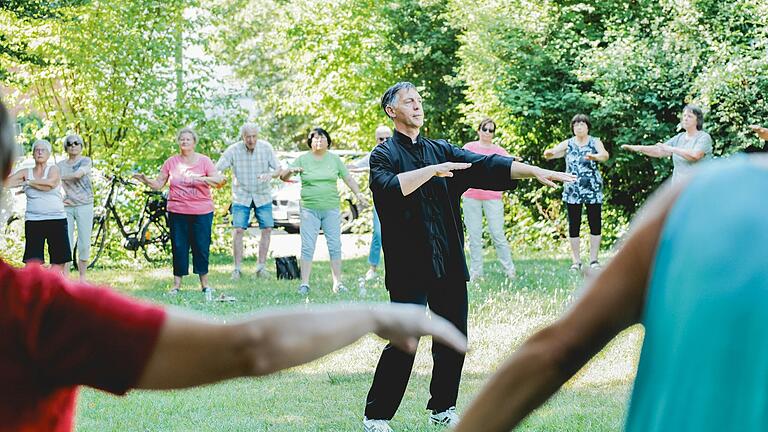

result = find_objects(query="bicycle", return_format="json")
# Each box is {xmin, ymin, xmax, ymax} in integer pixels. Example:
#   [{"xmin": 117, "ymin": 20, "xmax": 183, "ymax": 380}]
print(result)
[{"xmin": 76, "ymin": 175, "xmax": 171, "ymax": 268}]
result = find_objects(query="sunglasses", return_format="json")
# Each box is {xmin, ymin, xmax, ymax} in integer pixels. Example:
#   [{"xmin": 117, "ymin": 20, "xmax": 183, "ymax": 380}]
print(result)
[
  {"xmin": 65, "ymin": 141, "xmax": 81, "ymax": 147},
  {"xmin": 481, "ymin": 127, "xmax": 495, "ymax": 133}
]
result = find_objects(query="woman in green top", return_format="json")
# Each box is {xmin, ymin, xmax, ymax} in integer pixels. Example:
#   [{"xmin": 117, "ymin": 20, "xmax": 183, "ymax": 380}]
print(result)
[
  {"xmin": 281, "ymin": 127, "xmax": 365, "ymax": 295},
  {"xmin": 452, "ymin": 154, "xmax": 768, "ymax": 432}
]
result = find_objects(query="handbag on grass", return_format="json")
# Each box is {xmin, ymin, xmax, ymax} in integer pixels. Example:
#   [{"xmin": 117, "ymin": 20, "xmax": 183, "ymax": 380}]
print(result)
[{"xmin": 275, "ymin": 256, "xmax": 300, "ymax": 280}]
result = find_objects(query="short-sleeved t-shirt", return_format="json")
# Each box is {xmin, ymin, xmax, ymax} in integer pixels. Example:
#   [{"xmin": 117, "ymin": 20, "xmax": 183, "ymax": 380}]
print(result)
[
  {"xmin": 666, "ymin": 131, "xmax": 713, "ymax": 184},
  {"xmin": 215, "ymin": 140, "xmax": 279, "ymax": 207},
  {"xmin": 462, "ymin": 141, "xmax": 510, "ymax": 201},
  {"xmin": 0, "ymin": 261, "xmax": 166, "ymax": 432},
  {"xmin": 57, "ymin": 157, "xmax": 94, "ymax": 206},
  {"xmin": 161, "ymin": 154, "xmax": 216, "ymax": 215},
  {"xmin": 290, "ymin": 151, "xmax": 348, "ymax": 210}
]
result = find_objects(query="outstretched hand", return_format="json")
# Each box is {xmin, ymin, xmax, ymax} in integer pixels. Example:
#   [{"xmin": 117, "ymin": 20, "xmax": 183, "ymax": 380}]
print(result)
[
  {"xmin": 533, "ymin": 168, "xmax": 576, "ymax": 188},
  {"xmin": 749, "ymin": 125, "xmax": 768, "ymax": 140},
  {"xmin": 433, "ymin": 162, "xmax": 472, "ymax": 178},
  {"xmin": 372, "ymin": 304, "xmax": 468, "ymax": 354},
  {"xmin": 132, "ymin": 173, "xmax": 147, "ymax": 183}
]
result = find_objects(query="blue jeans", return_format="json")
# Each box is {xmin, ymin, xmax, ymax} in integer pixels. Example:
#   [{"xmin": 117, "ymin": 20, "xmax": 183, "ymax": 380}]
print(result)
[
  {"xmin": 168, "ymin": 211, "xmax": 213, "ymax": 277},
  {"xmin": 300, "ymin": 207, "xmax": 342, "ymax": 261},
  {"xmin": 369, "ymin": 206, "xmax": 382, "ymax": 267},
  {"xmin": 232, "ymin": 201, "xmax": 274, "ymax": 229}
]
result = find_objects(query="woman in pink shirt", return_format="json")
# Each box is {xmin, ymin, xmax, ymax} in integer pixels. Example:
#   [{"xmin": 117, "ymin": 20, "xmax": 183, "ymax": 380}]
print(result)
[
  {"xmin": 134, "ymin": 127, "xmax": 223, "ymax": 296},
  {"xmin": 462, "ymin": 118, "xmax": 517, "ymax": 280}
]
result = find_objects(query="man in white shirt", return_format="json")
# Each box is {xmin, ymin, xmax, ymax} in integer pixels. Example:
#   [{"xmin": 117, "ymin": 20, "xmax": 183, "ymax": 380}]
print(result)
[{"xmin": 216, "ymin": 123, "xmax": 280, "ymax": 279}]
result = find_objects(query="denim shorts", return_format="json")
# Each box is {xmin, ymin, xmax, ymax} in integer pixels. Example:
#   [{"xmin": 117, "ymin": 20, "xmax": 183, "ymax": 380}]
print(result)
[{"xmin": 232, "ymin": 202, "xmax": 274, "ymax": 229}]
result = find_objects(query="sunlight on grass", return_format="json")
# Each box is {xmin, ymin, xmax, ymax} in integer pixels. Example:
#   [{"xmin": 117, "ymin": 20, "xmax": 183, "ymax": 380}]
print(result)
[{"xmin": 76, "ymin": 252, "xmax": 639, "ymax": 431}]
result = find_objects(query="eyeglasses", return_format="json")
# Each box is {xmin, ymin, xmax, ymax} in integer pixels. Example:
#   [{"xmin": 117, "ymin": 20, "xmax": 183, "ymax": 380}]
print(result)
[
  {"xmin": 481, "ymin": 127, "xmax": 495, "ymax": 133},
  {"xmin": 65, "ymin": 141, "xmax": 81, "ymax": 147},
  {"xmin": 376, "ymin": 136, "xmax": 391, "ymax": 143}
]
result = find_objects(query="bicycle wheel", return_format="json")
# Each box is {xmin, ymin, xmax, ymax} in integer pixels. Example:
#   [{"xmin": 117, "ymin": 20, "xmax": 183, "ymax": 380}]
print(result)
[
  {"xmin": 83, "ymin": 215, "xmax": 109, "ymax": 269},
  {"xmin": 140, "ymin": 215, "xmax": 170, "ymax": 263}
]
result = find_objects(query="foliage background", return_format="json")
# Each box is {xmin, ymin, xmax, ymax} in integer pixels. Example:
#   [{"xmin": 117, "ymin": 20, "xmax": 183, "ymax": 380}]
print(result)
[{"xmin": 2, "ymin": 0, "xmax": 768, "ymax": 260}]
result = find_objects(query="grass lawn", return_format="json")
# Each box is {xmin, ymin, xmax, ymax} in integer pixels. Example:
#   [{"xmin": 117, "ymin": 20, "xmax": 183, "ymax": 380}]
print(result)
[{"xmin": 75, "ymin": 252, "xmax": 643, "ymax": 431}]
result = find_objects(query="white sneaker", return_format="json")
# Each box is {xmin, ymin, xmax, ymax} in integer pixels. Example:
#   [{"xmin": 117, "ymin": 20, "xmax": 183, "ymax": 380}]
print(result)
[
  {"xmin": 231, "ymin": 269, "xmax": 241, "ymax": 280},
  {"xmin": 429, "ymin": 407, "xmax": 459, "ymax": 426},
  {"xmin": 365, "ymin": 268, "xmax": 377, "ymax": 281},
  {"xmin": 255, "ymin": 266, "xmax": 269, "ymax": 278},
  {"xmin": 363, "ymin": 417, "xmax": 393, "ymax": 432}
]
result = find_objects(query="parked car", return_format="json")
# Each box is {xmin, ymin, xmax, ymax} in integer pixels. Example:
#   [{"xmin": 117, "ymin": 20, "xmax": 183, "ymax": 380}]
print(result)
[{"xmin": 272, "ymin": 150, "xmax": 366, "ymax": 233}]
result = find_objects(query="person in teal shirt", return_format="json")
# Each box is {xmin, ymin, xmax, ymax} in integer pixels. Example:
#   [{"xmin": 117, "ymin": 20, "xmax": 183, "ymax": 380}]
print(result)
[
  {"xmin": 281, "ymin": 127, "xmax": 365, "ymax": 295},
  {"xmin": 450, "ymin": 154, "xmax": 768, "ymax": 432}
]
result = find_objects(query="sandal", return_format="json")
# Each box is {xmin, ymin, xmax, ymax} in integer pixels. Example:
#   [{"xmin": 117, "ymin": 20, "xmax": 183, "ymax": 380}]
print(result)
[{"xmin": 589, "ymin": 260, "xmax": 601, "ymax": 269}]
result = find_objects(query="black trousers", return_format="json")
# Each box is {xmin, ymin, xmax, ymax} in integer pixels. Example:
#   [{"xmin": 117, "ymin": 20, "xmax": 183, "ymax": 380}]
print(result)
[
  {"xmin": 364, "ymin": 276, "xmax": 468, "ymax": 420},
  {"xmin": 566, "ymin": 202, "xmax": 602, "ymax": 238}
]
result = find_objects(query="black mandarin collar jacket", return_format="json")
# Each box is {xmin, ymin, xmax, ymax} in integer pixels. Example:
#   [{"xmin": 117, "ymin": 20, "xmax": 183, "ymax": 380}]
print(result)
[{"xmin": 370, "ymin": 129, "xmax": 517, "ymax": 283}]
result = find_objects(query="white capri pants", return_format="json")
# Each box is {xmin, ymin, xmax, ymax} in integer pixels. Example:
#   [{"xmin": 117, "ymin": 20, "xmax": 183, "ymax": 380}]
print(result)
[{"xmin": 66, "ymin": 203, "xmax": 94, "ymax": 261}]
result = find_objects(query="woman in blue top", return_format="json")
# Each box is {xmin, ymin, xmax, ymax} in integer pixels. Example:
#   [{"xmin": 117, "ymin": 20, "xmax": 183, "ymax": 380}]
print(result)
[
  {"xmin": 544, "ymin": 114, "xmax": 609, "ymax": 270},
  {"xmin": 453, "ymin": 154, "xmax": 768, "ymax": 432}
]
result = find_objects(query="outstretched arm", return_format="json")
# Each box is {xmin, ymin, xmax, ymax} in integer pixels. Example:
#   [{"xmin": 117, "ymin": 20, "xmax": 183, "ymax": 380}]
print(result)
[
  {"xmin": 585, "ymin": 139, "xmax": 610, "ymax": 162},
  {"xmin": 658, "ymin": 144, "xmax": 704, "ymax": 162},
  {"xmin": 510, "ymin": 161, "xmax": 576, "ymax": 187},
  {"xmin": 453, "ymin": 179, "xmax": 686, "ymax": 432},
  {"xmin": 621, "ymin": 144, "xmax": 670, "ymax": 158},
  {"xmin": 133, "ymin": 172, "xmax": 168, "ymax": 191},
  {"xmin": 396, "ymin": 162, "xmax": 472, "ymax": 196},
  {"xmin": 543, "ymin": 140, "xmax": 568, "ymax": 160},
  {"xmin": 136, "ymin": 303, "xmax": 468, "ymax": 389}
]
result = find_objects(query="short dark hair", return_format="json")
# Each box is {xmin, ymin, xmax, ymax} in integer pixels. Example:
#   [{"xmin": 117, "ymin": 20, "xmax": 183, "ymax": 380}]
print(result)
[
  {"xmin": 381, "ymin": 82, "xmax": 416, "ymax": 119},
  {"xmin": 478, "ymin": 118, "xmax": 496, "ymax": 131},
  {"xmin": 307, "ymin": 127, "xmax": 332, "ymax": 149},
  {"xmin": 683, "ymin": 104, "xmax": 704, "ymax": 130},
  {"xmin": 570, "ymin": 114, "xmax": 591, "ymax": 133}
]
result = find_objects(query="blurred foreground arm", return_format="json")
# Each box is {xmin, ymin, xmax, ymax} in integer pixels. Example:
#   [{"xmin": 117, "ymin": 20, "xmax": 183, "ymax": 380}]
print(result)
[
  {"xmin": 749, "ymin": 125, "xmax": 768, "ymax": 140},
  {"xmin": 137, "ymin": 303, "xmax": 467, "ymax": 390},
  {"xmin": 453, "ymin": 179, "xmax": 685, "ymax": 432}
]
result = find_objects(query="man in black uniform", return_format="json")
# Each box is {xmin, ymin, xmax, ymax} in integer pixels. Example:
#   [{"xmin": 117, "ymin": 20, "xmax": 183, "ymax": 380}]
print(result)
[{"xmin": 362, "ymin": 82, "xmax": 576, "ymax": 432}]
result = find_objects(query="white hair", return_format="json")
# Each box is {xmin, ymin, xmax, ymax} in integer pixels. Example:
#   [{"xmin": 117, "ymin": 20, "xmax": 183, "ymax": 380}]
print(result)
[
  {"xmin": 32, "ymin": 139, "xmax": 52, "ymax": 153},
  {"xmin": 240, "ymin": 122, "xmax": 260, "ymax": 138}
]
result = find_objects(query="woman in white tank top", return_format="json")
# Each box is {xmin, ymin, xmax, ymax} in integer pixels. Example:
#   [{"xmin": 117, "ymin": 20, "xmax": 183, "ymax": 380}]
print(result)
[{"xmin": 6, "ymin": 139, "xmax": 71, "ymax": 273}]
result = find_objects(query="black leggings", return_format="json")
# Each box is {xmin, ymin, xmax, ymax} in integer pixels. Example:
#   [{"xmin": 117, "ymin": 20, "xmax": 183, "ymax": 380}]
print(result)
[{"xmin": 566, "ymin": 203, "xmax": 601, "ymax": 238}]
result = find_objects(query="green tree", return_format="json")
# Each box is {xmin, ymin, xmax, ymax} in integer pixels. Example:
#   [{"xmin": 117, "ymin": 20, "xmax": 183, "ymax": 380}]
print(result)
[{"xmin": 210, "ymin": 0, "xmax": 468, "ymax": 150}]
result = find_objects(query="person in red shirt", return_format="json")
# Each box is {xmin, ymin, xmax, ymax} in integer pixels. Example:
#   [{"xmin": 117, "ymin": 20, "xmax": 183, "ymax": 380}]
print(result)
[{"xmin": 0, "ymin": 101, "xmax": 467, "ymax": 432}]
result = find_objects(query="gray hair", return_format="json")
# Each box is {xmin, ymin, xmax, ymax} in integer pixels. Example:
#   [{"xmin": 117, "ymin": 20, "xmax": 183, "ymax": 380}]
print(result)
[
  {"xmin": 64, "ymin": 133, "xmax": 84, "ymax": 148},
  {"xmin": 381, "ymin": 82, "xmax": 416, "ymax": 119},
  {"xmin": 176, "ymin": 127, "xmax": 198, "ymax": 144},
  {"xmin": 32, "ymin": 139, "xmax": 52, "ymax": 153},
  {"xmin": 375, "ymin": 124, "xmax": 392, "ymax": 135},
  {"xmin": 240, "ymin": 122, "xmax": 260, "ymax": 138}
]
